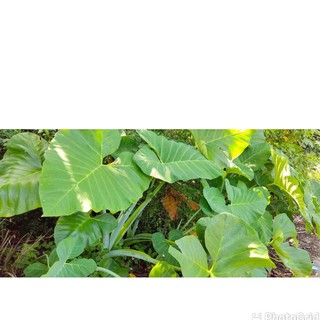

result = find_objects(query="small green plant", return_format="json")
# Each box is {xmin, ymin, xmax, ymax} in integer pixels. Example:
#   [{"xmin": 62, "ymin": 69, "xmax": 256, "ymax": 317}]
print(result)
[
  {"xmin": 1, "ymin": 129, "xmax": 319, "ymax": 277},
  {"xmin": 0, "ymin": 224, "xmax": 52, "ymax": 277}
]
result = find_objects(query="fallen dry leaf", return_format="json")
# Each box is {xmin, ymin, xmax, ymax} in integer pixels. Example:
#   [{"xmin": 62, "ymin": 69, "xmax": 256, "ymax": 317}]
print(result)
[{"xmin": 162, "ymin": 193, "xmax": 180, "ymax": 221}]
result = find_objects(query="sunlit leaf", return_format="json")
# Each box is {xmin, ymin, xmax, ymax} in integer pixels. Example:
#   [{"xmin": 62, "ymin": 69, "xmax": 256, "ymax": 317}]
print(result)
[
  {"xmin": 149, "ymin": 261, "xmax": 178, "ymax": 277},
  {"xmin": 39, "ymin": 130, "xmax": 151, "ymax": 216},
  {"xmin": 168, "ymin": 236, "xmax": 209, "ymax": 277},
  {"xmin": 169, "ymin": 213, "xmax": 274, "ymax": 277},
  {"xmin": 270, "ymin": 149, "xmax": 311, "ymax": 230},
  {"xmin": 191, "ymin": 129, "xmax": 255, "ymax": 167},
  {"xmin": 133, "ymin": 130, "xmax": 223, "ymax": 183},
  {"xmin": 205, "ymin": 213, "xmax": 275, "ymax": 277},
  {"xmin": 43, "ymin": 258, "xmax": 96, "ymax": 277}
]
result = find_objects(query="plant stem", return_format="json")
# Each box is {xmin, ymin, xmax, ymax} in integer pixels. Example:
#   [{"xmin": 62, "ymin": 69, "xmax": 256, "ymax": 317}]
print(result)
[
  {"xmin": 104, "ymin": 249, "xmax": 159, "ymax": 265},
  {"xmin": 104, "ymin": 248, "xmax": 181, "ymax": 271},
  {"xmin": 183, "ymin": 224, "xmax": 197, "ymax": 235},
  {"xmin": 96, "ymin": 267, "xmax": 121, "ymax": 278},
  {"xmin": 180, "ymin": 209, "xmax": 201, "ymax": 232},
  {"xmin": 111, "ymin": 180, "xmax": 165, "ymax": 249}
]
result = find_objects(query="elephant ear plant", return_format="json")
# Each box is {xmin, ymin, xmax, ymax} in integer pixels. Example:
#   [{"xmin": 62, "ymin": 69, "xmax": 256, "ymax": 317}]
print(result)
[{"xmin": 0, "ymin": 129, "xmax": 319, "ymax": 277}]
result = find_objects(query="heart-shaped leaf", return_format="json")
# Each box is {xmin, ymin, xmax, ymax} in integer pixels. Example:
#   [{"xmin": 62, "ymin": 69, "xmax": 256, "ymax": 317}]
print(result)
[
  {"xmin": 203, "ymin": 180, "xmax": 269, "ymax": 226},
  {"xmin": 133, "ymin": 130, "xmax": 223, "ymax": 183},
  {"xmin": 191, "ymin": 129, "xmax": 255, "ymax": 167},
  {"xmin": 39, "ymin": 130, "xmax": 151, "ymax": 216},
  {"xmin": 43, "ymin": 258, "xmax": 97, "ymax": 277},
  {"xmin": 54, "ymin": 212, "xmax": 117, "ymax": 245},
  {"xmin": 238, "ymin": 142, "xmax": 271, "ymax": 172},
  {"xmin": 273, "ymin": 243, "xmax": 312, "ymax": 277},
  {"xmin": 169, "ymin": 213, "xmax": 274, "ymax": 277},
  {"xmin": 168, "ymin": 235, "xmax": 209, "ymax": 277},
  {"xmin": 42, "ymin": 235, "xmax": 97, "ymax": 277},
  {"xmin": 56, "ymin": 235, "xmax": 86, "ymax": 261},
  {"xmin": 205, "ymin": 213, "xmax": 275, "ymax": 277}
]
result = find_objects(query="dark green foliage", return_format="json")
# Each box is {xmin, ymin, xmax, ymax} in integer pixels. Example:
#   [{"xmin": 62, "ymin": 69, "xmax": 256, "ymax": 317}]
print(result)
[{"xmin": 0, "ymin": 128, "xmax": 319, "ymax": 277}]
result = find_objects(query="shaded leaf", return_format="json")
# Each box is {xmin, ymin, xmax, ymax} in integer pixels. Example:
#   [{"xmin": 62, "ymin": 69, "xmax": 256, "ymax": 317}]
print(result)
[
  {"xmin": 274, "ymin": 243, "xmax": 312, "ymax": 277},
  {"xmin": 304, "ymin": 179, "xmax": 320, "ymax": 236},
  {"xmin": 24, "ymin": 262, "xmax": 48, "ymax": 277},
  {"xmin": 0, "ymin": 133, "xmax": 48, "ymax": 217},
  {"xmin": 168, "ymin": 229, "xmax": 184, "ymax": 241},
  {"xmin": 226, "ymin": 158, "xmax": 254, "ymax": 181},
  {"xmin": 253, "ymin": 211, "xmax": 273, "ymax": 244},
  {"xmin": 152, "ymin": 232, "xmax": 179, "ymax": 266},
  {"xmin": 56, "ymin": 235, "xmax": 86, "ymax": 261},
  {"xmin": 203, "ymin": 180, "xmax": 269, "ymax": 226},
  {"xmin": 272, "ymin": 213, "xmax": 297, "ymax": 243},
  {"xmin": 238, "ymin": 142, "xmax": 271, "ymax": 172},
  {"xmin": 54, "ymin": 212, "xmax": 117, "ymax": 245}
]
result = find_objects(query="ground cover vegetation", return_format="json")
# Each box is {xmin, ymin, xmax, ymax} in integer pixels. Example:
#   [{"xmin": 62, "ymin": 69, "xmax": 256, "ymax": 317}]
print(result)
[{"xmin": 0, "ymin": 129, "xmax": 320, "ymax": 277}]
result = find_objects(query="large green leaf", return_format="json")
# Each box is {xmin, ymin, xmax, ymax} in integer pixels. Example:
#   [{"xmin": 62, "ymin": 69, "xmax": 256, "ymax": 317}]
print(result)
[
  {"xmin": 270, "ymin": 149, "xmax": 310, "ymax": 226},
  {"xmin": 169, "ymin": 213, "xmax": 275, "ymax": 277},
  {"xmin": 133, "ymin": 130, "xmax": 223, "ymax": 183},
  {"xmin": 225, "ymin": 158, "xmax": 254, "ymax": 181},
  {"xmin": 270, "ymin": 213, "xmax": 312, "ymax": 277},
  {"xmin": 304, "ymin": 179, "xmax": 320, "ymax": 236},
  {"xmin": 54, "ymin": 212, "xmax": 117, "ymax": 245},
  {"xmin": 274, "ymin": 243, "xmax": 312, "ymax": 277},
  {"xmin": 56, "ymin": 235, "xmax": 86, "ymax": 261},
  {"xmin": 0, "ymin": 133, "xmax": 48, "ymax": 217},
  {"xmin": 152, "ymin": 232, "xmax": 179, "ymax": 266},
  {"xmin": 249, "ymin": 129, "xmax": 267, "ymax": 145},
  {"xmin": 42, "ymin": 235, "xmax": 97, "ymax": 277},
  {"xmin": 237, "ymin": 142, "xmax": 271, "ymax": 172},
  {"xmin": 253, "ymin": 211, "xmax": 273, "ymax": 244},
  {"xmin": 205, "ymin": 213, "xmax": 275, "ymax": 277},
  {"xmin": 191, "ymin": 129, "xmax": 255, "ymax": 167},
  {"xmin": 43, "ymin": 258, "xmax": 97, "ymax": 277},
  {"xmin": 272, "ymin": 213, "xmax": 297, "ymax": 243},
  {"xmin": 24, "ymin": 262, "xmax": 48, "ymax": 277},
  {"xmin": 39, "ymin": 130, "xmax": 151, "ymax": 216},
  {"xmin": 168, "ymin": 236, "xmax": 209, "ymax": 277},
  {"xmin": 203, "ymin": 180, "xmax": 269, "ymax": 226}
]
